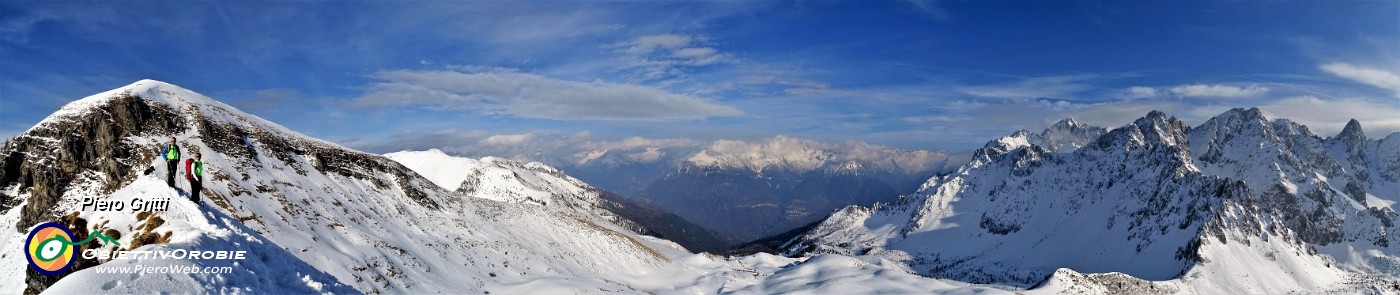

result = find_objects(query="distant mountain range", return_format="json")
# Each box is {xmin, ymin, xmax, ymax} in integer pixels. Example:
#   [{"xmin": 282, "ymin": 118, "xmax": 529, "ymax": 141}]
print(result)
[{"xmin": 787, "ymin": 108, "xmax": 1400, "ymax": 293}]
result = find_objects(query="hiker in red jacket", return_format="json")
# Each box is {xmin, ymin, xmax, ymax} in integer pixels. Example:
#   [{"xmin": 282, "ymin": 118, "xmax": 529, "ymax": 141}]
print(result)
[{"xmin": 185, "ymin": 151, "xmax": 204, "ymax": 203}]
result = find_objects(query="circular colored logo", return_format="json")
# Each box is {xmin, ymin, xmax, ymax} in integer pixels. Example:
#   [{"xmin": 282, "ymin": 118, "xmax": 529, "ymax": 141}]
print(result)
[{"xmin": 25, "ymin": 222, "xmax": 76, "ymax": 276}]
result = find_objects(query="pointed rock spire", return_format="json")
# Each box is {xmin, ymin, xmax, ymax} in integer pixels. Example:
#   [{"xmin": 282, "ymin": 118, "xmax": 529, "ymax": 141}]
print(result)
[{"xmin": 1338, "ymin": 119, "xmax": 1366, "ymax": 142}]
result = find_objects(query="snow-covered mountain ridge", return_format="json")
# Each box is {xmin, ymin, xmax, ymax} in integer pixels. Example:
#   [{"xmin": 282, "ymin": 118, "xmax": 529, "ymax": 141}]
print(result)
[
  {"xmin": 788, "ymin": 108, "xmax": 1400, "ymax": 293},
  {"xmin": 0, "ymin": 80, "xmax": 685, "ymax": 293}
]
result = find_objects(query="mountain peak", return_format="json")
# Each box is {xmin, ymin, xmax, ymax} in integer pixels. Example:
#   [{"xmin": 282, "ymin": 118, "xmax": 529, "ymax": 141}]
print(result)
[
  {"xmin": 1103, "ymin": 110, "xmax": 1189, "ymax": 149},
  {"xmin": 44, "ymin": 80, "xmax": 218, "ymax": 122},
  {"xmin": 127, "ymin": 78, "xmax": 179, "ymax": 90},
  {"xmin": 1133, "ymin": 110, "xmax": 1171, "ymax": 128},
  {"xmin": 1339, "ymin": 119, "xmax": 1365, "ymax": 140},
  {"xmin": 122, "ymin": 79, "xmax": 221, "ymax": 105},
  {"xmin": 1146, "ymin": 110, "xmax": 1168, "ymax": 120},
  {"xmin": 1051, "ymin": 118, "xmax": 1082, "ymax": 129},
  {"xmin": 1217, "ymin": 107, "xmax": 1268, "ymax": 121}
]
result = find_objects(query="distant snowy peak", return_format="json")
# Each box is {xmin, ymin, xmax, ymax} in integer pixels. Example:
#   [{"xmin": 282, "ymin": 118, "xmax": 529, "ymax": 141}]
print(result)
[
  {"xmin": 384, "ymin": 149, "xmax": 596, "ymax": 206},
  {"xmin": 983, "ymin": 117, "xmax": 1108, "ymax": 155},
  {"xmin": 1040, "ymin": 117, "xmax": 1108, "ymax": 152}
]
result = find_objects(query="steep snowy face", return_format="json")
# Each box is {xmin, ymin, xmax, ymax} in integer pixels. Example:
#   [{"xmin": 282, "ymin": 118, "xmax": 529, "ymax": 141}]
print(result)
[
  {"xmin": 790, "ymin": 108, "xmax": 1400, "ymax": 291},
  {"xmin": 0, "ymin": 80, "xmax": 678, "ymax": 294}
]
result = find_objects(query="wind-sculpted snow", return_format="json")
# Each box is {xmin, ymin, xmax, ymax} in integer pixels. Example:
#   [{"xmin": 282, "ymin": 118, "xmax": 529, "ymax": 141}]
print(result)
[{"xmin": 791, "ymin": 108, "xmax": 1400, "ymax": 293}]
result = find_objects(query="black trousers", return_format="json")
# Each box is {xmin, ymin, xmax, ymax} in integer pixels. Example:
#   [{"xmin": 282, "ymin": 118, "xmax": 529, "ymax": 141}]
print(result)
[
  {"xmin": 189, "ymin": 179, "xmax": 202, "ymax": 203},
  {"xmin": 166, "ymin": 160, "xmax": 178, "ymax": 187}
]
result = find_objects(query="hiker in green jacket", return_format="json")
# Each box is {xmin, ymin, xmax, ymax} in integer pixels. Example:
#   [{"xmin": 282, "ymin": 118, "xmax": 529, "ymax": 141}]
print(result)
[
  {"xmin": 159, "ymin": 137, "xmax": 180, "ymax": 188},
  {"xmin": 185, "ymin": 151, "xmax": 204, "ymax": 203}
]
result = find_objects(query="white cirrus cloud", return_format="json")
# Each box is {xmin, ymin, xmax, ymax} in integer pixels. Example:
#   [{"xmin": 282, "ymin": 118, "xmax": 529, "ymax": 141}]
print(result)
[
  {"xmin": 622, "ymin": 34, "xmax": 695, "ymax": 54},
  {"xmin": 612, "ymin": 34, "xmax": 737, "ymax": 80},
  {"xmin": 1167, "ymin": 84, "xmax": 1269, "ymax": 98},
  {"xmin": 351, "ymin": 68, "xmax": 742, "ymax": 120},
  {"xmin": 1319, "ymin": 62, "xmax": 1400, "ymax": 97},
  {"xmin": 1123, "ymin": 86, "xmax": 1159, "ymax": 99}
]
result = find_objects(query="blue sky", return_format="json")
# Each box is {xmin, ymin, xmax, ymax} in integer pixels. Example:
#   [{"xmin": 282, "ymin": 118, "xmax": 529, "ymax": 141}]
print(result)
[{"xmin": 2, "ymin": 1, "xmax": 1398, "ymax": 153}]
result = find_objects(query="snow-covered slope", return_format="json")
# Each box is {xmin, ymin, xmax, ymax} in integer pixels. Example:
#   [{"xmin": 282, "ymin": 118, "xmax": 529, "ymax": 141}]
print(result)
[{"xmin": 789, "ymin": 109, "xmax": 1400, "ymax": 293}]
